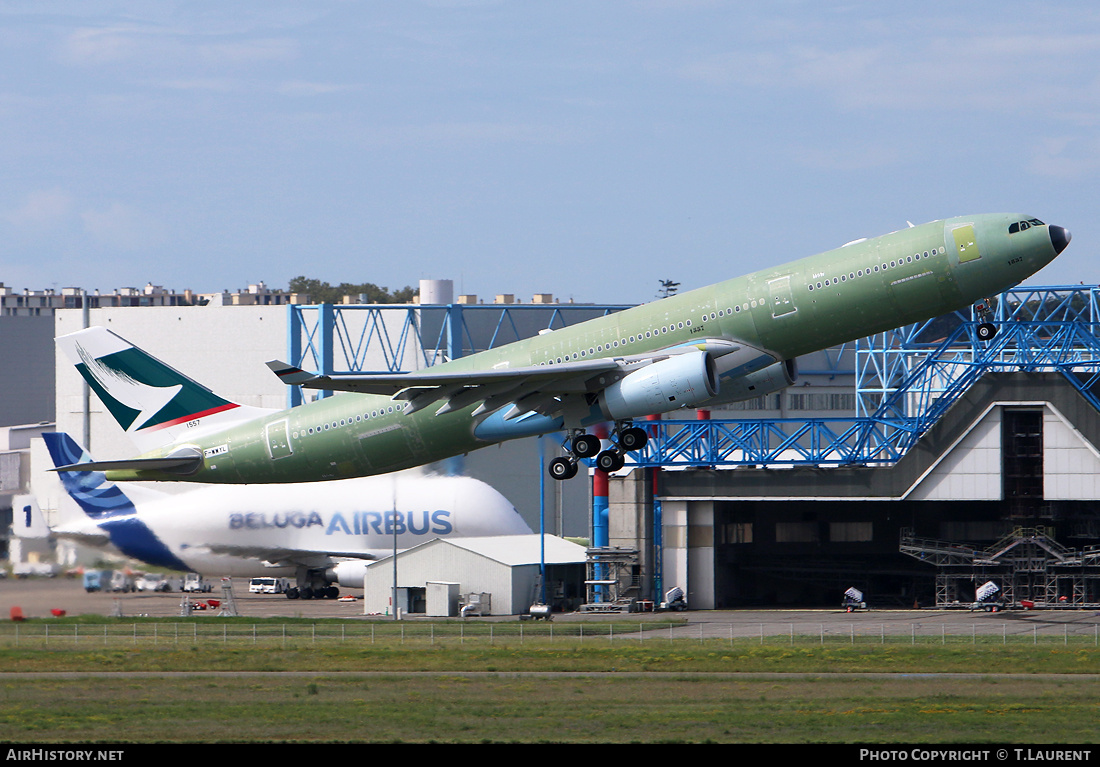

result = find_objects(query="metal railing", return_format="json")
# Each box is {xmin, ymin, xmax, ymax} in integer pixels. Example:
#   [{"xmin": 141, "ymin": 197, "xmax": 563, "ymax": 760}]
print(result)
[{"xmin": 3, "ymin": 619, "xmax": 1098, "ymax": 648}]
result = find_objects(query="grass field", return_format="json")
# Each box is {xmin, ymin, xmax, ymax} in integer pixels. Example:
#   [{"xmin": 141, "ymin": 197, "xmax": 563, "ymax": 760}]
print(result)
[{"xmin": 1, "ymin": 617, "xmax": 1098, "ymax": 743}]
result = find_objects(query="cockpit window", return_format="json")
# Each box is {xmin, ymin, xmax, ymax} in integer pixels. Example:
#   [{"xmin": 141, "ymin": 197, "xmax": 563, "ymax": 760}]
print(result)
[{"xmin": 1009, "ymin": 218, "xmax": 1046, "ymax": 234}]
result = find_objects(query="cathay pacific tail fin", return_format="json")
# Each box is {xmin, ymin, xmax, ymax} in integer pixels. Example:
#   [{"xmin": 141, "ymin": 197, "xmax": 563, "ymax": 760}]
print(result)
[{"xmin": 56, "ymin": 327, "xmax": 274, "ymax": 453}]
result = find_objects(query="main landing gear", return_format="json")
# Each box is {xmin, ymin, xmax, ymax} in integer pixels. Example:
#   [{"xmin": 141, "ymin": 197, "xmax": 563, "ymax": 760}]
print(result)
[
  {"xmin": 547, "ymin": 423, "xmax": 649, "ymax": 481},
  {"xmin": 974, "ymin": 299, "xmax": 998, "ymax": 341}
]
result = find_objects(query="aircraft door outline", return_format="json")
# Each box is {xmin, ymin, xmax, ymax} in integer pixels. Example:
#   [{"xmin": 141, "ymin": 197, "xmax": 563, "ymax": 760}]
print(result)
[
  {"xmin": 951, "ymin": 224, "xmax": 982, "ymax": 263},
  {"xmin": 768, "ymin": 275, "xmax": 797, "ymax": 318},
  {"xmin": 265, "ymin": 419, "xmax": 294, "ymax": 460}
]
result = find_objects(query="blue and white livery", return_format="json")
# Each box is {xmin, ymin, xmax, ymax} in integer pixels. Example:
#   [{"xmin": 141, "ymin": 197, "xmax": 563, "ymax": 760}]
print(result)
[{"xmin": 37, "ymin": 433, "xmax": 531, "ymax": 598}]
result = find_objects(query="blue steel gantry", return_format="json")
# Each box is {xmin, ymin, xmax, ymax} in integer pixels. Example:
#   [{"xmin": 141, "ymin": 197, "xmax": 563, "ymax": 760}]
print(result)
[
  {"xmin": 629, "ymin": 285, "xmax": 1100, "ymax": 469},
  {"xmin": 285, "ymin": 301, "xmax": 631, "ymax": 407}
]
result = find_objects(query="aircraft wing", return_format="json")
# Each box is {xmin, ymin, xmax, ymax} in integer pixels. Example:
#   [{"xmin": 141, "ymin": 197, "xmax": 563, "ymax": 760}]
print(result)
[
  {"xmin": 267, "ymin": 338, "xmax": 744, "ymax": 418},
  {"xmin": 202, "ymin": 542, "xmax": 377, "ymax": 569},
  {"xmin": 52, "ymin": 528, "xmax": 112, "ymax": 548}
]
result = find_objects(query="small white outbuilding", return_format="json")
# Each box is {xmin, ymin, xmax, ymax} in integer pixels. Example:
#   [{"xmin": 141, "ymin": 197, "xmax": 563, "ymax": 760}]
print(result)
[{"xmin": 361, "ymin": 533, "xmax": 587, "ymax": 616}]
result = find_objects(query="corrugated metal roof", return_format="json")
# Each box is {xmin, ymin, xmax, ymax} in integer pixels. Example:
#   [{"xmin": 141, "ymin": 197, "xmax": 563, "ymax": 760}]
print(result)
[{"xmin": 369, "ymin": 533, "xmax": 587, "ymax": 567}]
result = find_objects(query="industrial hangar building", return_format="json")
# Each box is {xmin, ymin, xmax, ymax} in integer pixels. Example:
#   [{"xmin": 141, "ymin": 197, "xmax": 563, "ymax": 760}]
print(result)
[
  {"xmin": 8, "ymin": 282, "xmax": 1100, "ymax": 613},
  {"xmin": 359, "ymin": 534, "xmax": 588, "ymax": 616}
]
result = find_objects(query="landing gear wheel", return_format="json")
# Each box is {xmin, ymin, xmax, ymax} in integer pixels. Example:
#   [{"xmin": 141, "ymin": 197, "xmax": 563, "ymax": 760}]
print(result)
[
  {"xmin": 977, "ymin": 322, "xmax": 997, "ymax": 341},
  {"xmin": 571, "ymin": 433, "xmax": 601, "ymax": 458},
  {"xmin": 596, "ymin": 449, "xmax": 625, "ymax": 472},
  {"xmin": 548, "ymin": 456, "xmax": 579, "ymax": 480},
  {"xmin": 619, "ymin": 426, "xmax": 648, "ymax": 452}
]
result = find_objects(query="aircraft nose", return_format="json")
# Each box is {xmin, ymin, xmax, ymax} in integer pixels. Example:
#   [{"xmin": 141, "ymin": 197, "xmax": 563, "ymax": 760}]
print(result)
[{"xmin": 1049, "ymin": 225, "xmax": 1071, "ymax": 255}]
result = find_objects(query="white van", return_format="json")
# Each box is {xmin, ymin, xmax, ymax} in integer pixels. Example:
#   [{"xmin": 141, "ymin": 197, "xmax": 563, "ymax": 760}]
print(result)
[{"xmin": 248, "ymin": 577, "xmax": 288, "ymax": 594}]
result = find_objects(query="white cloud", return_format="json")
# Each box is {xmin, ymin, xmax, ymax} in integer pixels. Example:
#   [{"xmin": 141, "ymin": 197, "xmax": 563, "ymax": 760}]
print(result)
[
  {"xmin": 1029, "ymin": 135, "xmax": 1100, "ymax": 180},
  {"xmin": 80, "ymin": 202, "xmax": 164, "ymax": 252},
  {"xmin": 4, "ymin": 189, "xmax": 74, "ymax": 229}
]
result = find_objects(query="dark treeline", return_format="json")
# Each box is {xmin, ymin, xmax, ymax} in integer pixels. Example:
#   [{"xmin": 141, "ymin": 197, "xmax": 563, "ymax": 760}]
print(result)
[{"xmin": 287, "ymin": 276, "xmax": 417, "ymax": 304}]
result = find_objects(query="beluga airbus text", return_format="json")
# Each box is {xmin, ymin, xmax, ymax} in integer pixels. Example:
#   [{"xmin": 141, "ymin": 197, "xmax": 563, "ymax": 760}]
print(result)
[{"xmin": 55, "ymin": 213, "xmax": 1070, "ymax": 483}]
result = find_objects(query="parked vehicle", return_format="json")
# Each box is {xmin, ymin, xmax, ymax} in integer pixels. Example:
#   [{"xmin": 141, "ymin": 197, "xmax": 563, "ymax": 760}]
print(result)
[
  {"xmin": 13, "ymin": 562, "xmax": 57, "ymax": 578},
  {"xmin": 135, "ymin": 573, "xmax": 172, "ymax": 592},
  {"xmin": 83, "ymin": 570, "xmax": 110, "ymax": 592},
  {"xmin": 248, "ymin": 577, "xmax": 288, "ymax": 594},
  {"xmin": 109, "ymin": 570, "xmax": 135, "ymax": 593},
  {"xmin": 181, "ymin": 573, "xmax": 212, "ymax": 593}
]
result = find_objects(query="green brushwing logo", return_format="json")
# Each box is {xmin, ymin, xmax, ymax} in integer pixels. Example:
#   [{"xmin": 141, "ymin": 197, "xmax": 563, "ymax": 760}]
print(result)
[{"xmin": 74, "ymin": 343, "xmax": 232, "ymax": 432}]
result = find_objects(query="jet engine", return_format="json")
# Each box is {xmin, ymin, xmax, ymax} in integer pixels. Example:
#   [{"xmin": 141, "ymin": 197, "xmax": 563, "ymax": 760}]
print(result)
[
  {"xmin": 715, "ymin": 358, "xmax": 797, "ymax": 404},
  {"xmin": 329, "ymin": 560, "xmax": 370, "ymax": 589},
  {"xmin": 599, "ymin": 350, "xmax": 718, "ymax": 421}
]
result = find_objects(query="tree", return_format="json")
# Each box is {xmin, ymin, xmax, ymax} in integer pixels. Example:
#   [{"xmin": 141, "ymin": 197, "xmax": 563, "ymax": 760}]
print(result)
[{"xmin": 286, "ymin": 276, "xmax": 417, "ymax": 304}]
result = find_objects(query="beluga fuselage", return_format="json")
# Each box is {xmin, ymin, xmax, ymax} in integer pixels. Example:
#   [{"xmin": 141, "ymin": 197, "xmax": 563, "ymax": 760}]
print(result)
[{"xmin": 56, "ymin": 213, "xmax": 1070, "ymax": 483}]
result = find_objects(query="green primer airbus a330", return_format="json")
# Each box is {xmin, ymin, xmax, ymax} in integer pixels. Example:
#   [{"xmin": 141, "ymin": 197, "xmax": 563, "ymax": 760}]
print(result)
[{"xmin": 55, "ymin": 213, "xmax": 1070, "ymax": 483}]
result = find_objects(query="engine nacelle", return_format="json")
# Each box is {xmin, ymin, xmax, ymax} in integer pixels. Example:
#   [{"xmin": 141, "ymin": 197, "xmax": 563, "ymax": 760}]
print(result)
[
  {"xmin": 599, "ymin": 351, "xmax": 718, "ymax": 421},
  {"xmin": 714, "ymin": 358, "xmax": 797, "ymax": 404},
  {"xmin": 329, "ymin": 561, "xmax": 370, "ymax": 589}
]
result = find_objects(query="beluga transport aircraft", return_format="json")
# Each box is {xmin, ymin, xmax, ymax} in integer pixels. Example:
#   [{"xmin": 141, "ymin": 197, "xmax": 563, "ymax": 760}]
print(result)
[
  {"xmin": 55, "ymin": 213, "xmax": 1070, "ymax": 484},
  {"xmin": 27, "ymin": 433, "xmax": 532, "ymax": 598}
]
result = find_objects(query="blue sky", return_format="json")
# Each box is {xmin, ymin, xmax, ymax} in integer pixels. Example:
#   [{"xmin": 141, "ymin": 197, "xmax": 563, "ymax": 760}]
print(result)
[{"xmin": 2, "ymin": 1, "xmax": 1097, "ymax": 305}]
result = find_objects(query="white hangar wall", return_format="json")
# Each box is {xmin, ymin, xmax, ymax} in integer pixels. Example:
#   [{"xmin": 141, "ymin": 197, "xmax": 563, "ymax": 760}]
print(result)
[{"xmin": 905, "ymin": 401, "xmax": 1100, "ymax": 501}]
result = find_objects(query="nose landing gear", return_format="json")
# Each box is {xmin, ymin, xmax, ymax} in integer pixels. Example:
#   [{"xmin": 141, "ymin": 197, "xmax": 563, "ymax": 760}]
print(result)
[{"xmin": 974, "ymin": 299, "xmax": 998, "ymax": 341}]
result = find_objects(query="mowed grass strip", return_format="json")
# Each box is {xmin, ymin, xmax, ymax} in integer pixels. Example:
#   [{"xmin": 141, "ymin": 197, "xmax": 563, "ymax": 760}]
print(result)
[
  {"xmin": 0, "ymin": 643, "xmax": 1098, "ymax": 743},
  {"xmin": 3, "ymin": 642, "xmax": 1100, "ymax": 673},
  {"xmin": 0, "ymin": 673, "xmax": 1097, "ymax": 743}
]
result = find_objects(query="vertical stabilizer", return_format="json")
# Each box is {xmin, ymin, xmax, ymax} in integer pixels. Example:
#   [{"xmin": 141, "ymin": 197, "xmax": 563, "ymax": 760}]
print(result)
[
  {"xmin": 42, "ymin": 432, "xmax": 137, "ymax": 520},
  {"xmin": 56, "ymin": 326, "xmax": 273, "ymax": 453}
]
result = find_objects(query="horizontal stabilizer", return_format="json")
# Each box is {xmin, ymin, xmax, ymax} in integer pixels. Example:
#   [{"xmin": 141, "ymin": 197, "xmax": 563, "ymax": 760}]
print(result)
[{"xmin": 51, "ymin": 454, "xmax": 202, "ymax": 475}]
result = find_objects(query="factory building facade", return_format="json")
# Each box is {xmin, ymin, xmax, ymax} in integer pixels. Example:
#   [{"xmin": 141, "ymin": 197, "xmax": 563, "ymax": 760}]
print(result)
[{"xmin": 609, "ymin": 372, "xmax": 1100, "ymax": 608}]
